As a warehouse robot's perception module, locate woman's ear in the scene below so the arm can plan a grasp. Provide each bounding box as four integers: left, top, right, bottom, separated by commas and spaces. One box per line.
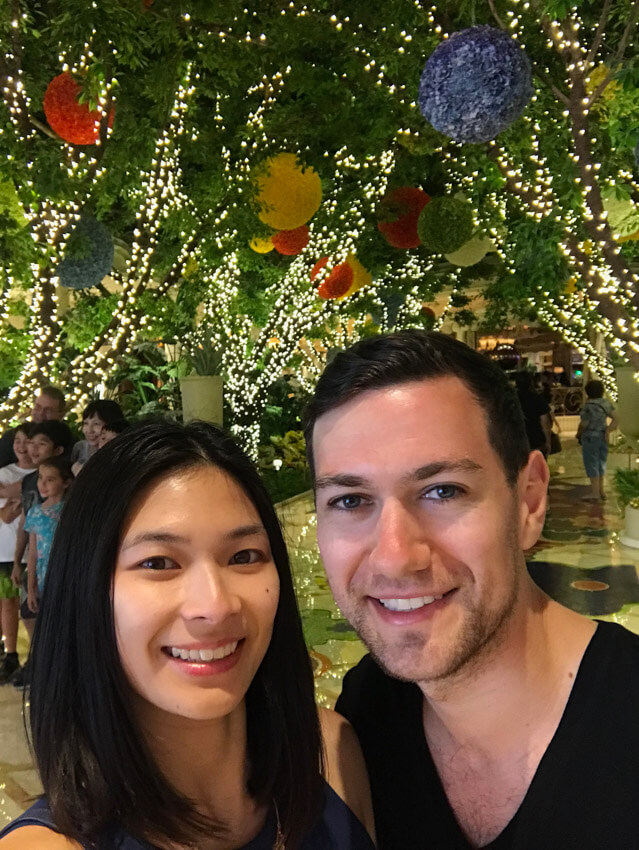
518, 450, 549, 550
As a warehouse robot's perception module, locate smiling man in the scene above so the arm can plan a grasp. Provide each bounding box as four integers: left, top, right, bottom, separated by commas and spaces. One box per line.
305, 330, 639, 849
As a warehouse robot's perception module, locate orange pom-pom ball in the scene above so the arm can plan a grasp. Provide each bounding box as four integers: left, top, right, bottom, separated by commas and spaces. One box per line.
378, 187, 430, 249
311, 257, 329, 281
272, 225, 310, 255
43, 73, 112, 145
317, 263, 354, 300
255, 153, 322, 230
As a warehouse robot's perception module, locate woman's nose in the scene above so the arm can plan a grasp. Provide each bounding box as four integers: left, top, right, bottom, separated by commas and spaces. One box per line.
179, 561, 242, 623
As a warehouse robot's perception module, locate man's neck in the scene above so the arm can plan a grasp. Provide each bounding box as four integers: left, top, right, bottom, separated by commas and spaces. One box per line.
419, 588, 596, 756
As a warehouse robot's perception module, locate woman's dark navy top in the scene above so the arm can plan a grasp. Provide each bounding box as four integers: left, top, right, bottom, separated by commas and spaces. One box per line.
0, 781, 374, 849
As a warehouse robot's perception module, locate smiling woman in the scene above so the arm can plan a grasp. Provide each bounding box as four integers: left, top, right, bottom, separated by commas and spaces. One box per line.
0, 421, 375, 850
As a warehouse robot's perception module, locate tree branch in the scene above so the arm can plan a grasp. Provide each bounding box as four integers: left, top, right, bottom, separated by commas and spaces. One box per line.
486, 0, 506, 31
585, 0, 612, 66
613, 0, 639, 64
28, 115, 61, 141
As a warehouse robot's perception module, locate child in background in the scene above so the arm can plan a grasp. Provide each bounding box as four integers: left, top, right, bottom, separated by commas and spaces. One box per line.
97, 418, 129, 448
25, 457, 73, 615
577, 380, 619, 502
0, 425, 35, 683
71, 400, 123, 475
10, 420, 74, 687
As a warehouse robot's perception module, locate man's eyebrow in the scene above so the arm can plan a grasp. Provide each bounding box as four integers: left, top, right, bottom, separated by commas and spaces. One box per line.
315, 460, 483, 491
315, 474, 370, 490
121, 524, 266, 551
402, 460, 484, 483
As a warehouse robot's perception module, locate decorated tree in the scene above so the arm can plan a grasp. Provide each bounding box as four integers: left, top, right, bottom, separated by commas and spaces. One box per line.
2, 0, 639, 449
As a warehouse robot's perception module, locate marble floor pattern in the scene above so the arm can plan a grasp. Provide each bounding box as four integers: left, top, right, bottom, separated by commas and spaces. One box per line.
2, 438, 639, 823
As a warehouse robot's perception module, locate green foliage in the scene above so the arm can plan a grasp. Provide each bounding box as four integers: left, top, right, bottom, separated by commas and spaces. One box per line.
614, 469, 639, 510
258, 430, 308, 472
106, 341, 186, 419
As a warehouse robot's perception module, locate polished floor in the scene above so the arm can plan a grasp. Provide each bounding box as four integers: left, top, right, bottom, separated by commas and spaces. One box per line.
2, 439, 639, 824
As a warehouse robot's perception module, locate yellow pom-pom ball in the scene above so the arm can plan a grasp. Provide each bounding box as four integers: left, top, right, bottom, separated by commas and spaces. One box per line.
444, 235, 492, 267
255, 153, 322, 231
250, 235, 275, 254
339, 254, 373, 299
585, 65, 619, 102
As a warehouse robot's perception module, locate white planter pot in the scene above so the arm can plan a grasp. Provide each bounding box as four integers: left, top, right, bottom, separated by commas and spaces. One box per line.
620, 504, 639, 548
180, 375, 223, 426
615, 366, 639, 445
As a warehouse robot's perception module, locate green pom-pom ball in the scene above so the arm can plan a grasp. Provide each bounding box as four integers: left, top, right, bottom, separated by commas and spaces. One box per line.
417, 197, 474, 254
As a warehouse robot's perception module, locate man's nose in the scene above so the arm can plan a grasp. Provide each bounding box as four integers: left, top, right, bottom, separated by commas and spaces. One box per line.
368, 499, 431, 578
179, 561, 242, 623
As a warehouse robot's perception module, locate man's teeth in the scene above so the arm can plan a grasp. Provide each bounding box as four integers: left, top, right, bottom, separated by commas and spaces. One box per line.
169, 642, 238, 662
378, 596, 443, 612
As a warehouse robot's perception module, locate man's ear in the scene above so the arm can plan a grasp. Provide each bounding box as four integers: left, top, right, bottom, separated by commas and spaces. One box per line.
518, 450, 549, 550
54, 446, 64, 457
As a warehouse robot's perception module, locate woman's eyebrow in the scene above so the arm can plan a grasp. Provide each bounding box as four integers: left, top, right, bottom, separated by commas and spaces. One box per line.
121, 524, 266, 551
121, 531, 189, 551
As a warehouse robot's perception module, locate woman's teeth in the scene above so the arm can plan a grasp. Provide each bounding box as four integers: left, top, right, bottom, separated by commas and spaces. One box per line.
169, 642, 239, 662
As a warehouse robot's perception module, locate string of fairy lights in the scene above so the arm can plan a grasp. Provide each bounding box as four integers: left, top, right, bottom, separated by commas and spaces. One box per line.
2, 0, 639, 433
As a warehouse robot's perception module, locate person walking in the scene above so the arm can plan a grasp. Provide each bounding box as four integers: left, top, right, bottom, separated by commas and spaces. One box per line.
576, 379, 618, 502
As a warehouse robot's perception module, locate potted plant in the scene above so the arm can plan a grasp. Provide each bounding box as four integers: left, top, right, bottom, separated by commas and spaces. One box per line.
614, 469, 639, 548
179, 336, 224, 426
614, 366, 639, 448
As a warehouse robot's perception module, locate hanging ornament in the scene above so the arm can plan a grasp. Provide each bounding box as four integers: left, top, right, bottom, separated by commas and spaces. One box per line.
311, 257, 329, 281
444, 235, 492, 266
255, 153, 322, 231
585, 65, 619, 104
317, 263, 354, 299
340, 254, 372, 298
272, 225, 310, 255
417, 197, 474, 254
56, 215, 114, 290
43, 73, 112, 145
250, 235, 275, 254
418, 26, 533, 143
377, 187, 430, 249
602, 190, 639, 240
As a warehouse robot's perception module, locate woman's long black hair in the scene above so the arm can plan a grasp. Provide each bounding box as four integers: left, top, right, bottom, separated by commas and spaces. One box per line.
29, 420, 323, 849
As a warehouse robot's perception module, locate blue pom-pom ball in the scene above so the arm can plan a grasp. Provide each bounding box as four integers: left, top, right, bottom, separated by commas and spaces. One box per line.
419, 26, 533, 144
56, 215, 114, 290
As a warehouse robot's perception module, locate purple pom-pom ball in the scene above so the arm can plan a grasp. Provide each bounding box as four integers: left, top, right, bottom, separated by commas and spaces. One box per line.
419, 26, 533, 144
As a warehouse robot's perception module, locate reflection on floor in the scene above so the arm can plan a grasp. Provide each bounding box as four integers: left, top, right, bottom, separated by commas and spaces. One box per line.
2, 439, 639, 823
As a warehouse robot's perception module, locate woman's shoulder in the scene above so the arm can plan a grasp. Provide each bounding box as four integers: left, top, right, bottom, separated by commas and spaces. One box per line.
318, 708, 376, 845
0, 825, 81, 849
0, 800, 82, 850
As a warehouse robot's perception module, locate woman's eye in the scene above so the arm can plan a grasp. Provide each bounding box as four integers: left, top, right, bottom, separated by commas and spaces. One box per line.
138, 557, 178, 571
423, 484, 462, 501
328, 494, 366, 510
230, 549, 260, 565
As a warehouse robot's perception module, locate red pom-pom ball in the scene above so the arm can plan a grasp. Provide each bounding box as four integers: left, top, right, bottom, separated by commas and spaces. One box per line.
43, 73, 110, 145
378, 187, 430, 249
311, 257, 329, 281
317, 263, 354, 299
272, 225, 310, 256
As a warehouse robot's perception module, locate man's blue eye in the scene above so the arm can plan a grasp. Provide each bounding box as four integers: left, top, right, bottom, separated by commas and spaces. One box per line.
329, 495, 363, 510
425, 485, 460, 500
